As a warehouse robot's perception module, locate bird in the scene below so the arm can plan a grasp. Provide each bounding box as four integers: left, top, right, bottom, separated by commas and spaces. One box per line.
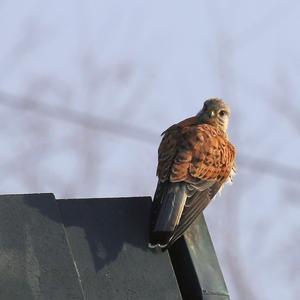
149, 98, 236, 250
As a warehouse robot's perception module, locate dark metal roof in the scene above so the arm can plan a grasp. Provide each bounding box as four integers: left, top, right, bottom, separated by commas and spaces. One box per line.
0, 193, 229, 300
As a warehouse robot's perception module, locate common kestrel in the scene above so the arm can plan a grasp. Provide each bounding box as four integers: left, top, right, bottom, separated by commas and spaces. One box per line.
149, 98, 236, 249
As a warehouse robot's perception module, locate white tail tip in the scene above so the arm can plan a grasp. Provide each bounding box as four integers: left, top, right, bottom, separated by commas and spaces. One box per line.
148, 243, 168, 249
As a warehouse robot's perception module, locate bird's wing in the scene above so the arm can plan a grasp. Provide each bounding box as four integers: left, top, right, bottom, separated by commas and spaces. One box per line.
165, 181, 222, 248
150, 179, 218, 246
157, 116, 201, 182
155, 121, 236, 247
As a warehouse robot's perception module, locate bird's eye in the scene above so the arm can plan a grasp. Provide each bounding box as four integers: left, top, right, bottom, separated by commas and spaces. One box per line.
219, 110, 226, 117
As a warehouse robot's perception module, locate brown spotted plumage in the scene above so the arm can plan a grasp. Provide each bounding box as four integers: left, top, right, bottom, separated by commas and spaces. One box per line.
149, 98, 236, 249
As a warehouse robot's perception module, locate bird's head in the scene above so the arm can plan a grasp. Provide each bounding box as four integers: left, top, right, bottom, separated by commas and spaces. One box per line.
197, 98, 231, 132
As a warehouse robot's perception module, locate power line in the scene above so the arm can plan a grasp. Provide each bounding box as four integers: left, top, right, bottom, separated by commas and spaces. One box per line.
0, 91, 299, 183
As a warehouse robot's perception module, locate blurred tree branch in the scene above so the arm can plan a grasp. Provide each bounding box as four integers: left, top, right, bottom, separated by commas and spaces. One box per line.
0, 90, 299, 183
0, 19, 47, 82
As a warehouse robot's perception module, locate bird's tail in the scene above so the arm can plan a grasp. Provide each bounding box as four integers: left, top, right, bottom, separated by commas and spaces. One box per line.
149, 182, 187, 248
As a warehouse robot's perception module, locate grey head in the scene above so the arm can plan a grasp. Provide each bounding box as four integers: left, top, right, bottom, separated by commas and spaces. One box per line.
197, 98, 231, 132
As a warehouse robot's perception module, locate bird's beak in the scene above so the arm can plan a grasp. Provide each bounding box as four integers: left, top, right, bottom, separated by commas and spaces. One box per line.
209, 111, 215, 118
